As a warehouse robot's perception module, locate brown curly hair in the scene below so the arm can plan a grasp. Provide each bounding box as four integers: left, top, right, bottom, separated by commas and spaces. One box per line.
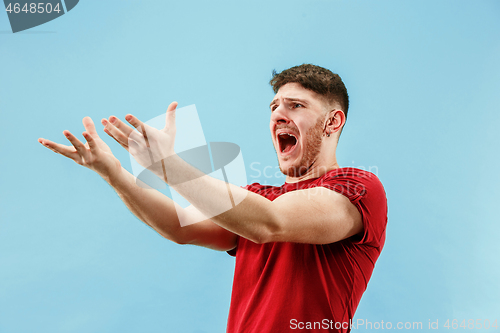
269, 64, 349, 118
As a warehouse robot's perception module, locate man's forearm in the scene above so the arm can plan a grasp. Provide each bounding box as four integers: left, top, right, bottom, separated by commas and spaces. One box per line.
165, 155, 278, 244
105, 167, 186, 243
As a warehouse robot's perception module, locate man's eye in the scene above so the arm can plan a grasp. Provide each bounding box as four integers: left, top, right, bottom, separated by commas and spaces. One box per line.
294, 103, 303, 108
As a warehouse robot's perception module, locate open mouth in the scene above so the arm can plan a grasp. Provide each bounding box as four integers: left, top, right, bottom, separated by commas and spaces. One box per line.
277, 132, 298, 154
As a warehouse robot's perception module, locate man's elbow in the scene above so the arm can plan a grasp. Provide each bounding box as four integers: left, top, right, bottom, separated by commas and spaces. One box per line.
156, 230, 189, 245
171, 237, 189, 245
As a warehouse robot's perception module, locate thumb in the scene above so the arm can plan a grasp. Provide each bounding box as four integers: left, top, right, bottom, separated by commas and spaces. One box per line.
165, 101, 178, 130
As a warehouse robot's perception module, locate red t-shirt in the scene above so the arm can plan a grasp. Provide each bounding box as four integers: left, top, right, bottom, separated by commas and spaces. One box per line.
226, 167, 388, 333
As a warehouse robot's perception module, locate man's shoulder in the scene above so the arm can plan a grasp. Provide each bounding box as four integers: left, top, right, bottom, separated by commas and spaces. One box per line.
313, 167, 386, 206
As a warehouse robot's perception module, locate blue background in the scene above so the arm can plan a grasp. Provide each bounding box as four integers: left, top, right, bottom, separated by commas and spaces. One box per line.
1, 0, 499, 332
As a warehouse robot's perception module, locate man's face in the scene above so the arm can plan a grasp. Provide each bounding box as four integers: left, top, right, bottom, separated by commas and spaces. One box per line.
269, 83, 328, 177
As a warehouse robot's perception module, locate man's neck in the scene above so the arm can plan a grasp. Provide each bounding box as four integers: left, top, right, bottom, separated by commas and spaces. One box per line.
284, 160, 340, 184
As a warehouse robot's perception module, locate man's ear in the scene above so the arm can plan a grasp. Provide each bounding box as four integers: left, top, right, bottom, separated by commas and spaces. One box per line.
325, 110, 346, 135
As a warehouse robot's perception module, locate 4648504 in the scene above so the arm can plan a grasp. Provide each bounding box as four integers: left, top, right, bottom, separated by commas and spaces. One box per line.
5, 2, 62, 14
443, 319, 498, 330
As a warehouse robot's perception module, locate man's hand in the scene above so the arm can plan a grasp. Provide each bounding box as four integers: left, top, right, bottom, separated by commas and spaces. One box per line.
102, 101, 178, 181
38, 117, 121, 181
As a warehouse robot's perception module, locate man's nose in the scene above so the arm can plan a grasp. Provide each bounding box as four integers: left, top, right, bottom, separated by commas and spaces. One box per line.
271, 104, 290, 124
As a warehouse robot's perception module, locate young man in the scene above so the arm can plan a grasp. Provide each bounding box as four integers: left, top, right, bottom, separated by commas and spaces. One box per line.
39, 64, 387, 333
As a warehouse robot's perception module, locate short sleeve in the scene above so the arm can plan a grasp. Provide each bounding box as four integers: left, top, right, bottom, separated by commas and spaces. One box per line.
227, 237, 238, 256
319, 168, 388, 248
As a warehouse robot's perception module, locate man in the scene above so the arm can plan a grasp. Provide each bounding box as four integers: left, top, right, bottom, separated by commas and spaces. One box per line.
39, 64, 387, 332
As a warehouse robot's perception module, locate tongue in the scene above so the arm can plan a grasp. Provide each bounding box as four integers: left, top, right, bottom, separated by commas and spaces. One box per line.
282, 136, 296, 153
283, 143, 294, 153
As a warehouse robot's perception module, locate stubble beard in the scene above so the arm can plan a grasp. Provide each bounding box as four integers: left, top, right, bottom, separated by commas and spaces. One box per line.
279, 115, 324, 178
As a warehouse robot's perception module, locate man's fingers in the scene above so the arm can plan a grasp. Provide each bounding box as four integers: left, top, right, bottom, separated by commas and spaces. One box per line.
83, 132, 99, 152
39, 138, 79, 160
82, 117, 98, 136
103, 126, 128, 150
64, 130, 89, 161
108, 116, 134, 137
102, 118, 131, 149
125, 114, 144, 130
124, 114, 149, 144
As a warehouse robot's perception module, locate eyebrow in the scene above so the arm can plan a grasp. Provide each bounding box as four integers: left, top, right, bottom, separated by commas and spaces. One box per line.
269, 97, 309, 108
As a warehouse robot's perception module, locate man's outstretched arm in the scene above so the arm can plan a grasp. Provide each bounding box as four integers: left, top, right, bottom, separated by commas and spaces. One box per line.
38, 117, 237, 251
104, 105, 363, 246
104, 167, 237, 250
163, 154, 363, 245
